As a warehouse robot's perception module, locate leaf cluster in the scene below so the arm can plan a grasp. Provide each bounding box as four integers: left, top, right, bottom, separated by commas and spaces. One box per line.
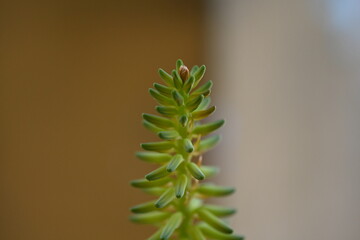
130, 60, 244, 240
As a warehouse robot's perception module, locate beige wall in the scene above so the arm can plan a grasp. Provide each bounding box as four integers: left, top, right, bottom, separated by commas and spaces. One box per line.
207, 1, 360, 240
0, 1, 205, 239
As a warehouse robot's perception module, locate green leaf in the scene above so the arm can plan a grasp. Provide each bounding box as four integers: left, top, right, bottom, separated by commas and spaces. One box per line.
187, 95, 204, 112
166, 154, 184, 172
200, 165, 220, 179
142, 113, 174, 129
158, 130, 180, 140
193, 65, 206, 87
130, 177, 171, 188
192, 80, 213, 96
145, 165, 171, 181
187, 162, 205, 180
160, 212, 183, 240
135, 151, 172, 164
156, 106, 178, 117
147, 228, 163, 240
200, 208, 231, 231
197, 183, 235, 197
190, 65, 199, 75
154, 83, 173, 97
149, 88, 174, 106
172, 70, 183, 89
198, 223, 244, 240
143, 120, 164, 133
193, 120, 225, 136
176, 59, 184, 71
183, 75, 195, 93
155, 188, 175, 208
143, 187, 167, 196
141, 141, 173, 152
172, 90, 184, 106
203, 204, 237, 217
198, 135, 221, 152
192, 106, 216, 120
188, 225, 206, 240
131, 201, 157, 214
175, 174, 187, 198
196, 97, 211, 111
179, 115, 188, 127
183, 138, 194, 153
158, 68, 173, 86
130, 211, 171, 224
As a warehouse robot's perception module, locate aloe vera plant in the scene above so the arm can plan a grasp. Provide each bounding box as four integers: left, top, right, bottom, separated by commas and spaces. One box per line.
130, 60, 243, 240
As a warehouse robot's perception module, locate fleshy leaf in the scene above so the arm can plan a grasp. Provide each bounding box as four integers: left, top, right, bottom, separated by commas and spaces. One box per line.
172, 90, 184, 106
158, 68, 173, 86
166, 154, 184, 172
198, 135, 221, 152
183, 76, 195, 93
197, 183, 235, 197
172, 70, 183, 89
149, 88, 174, 106
192, 80, 213, 96
160, 212, 183, 240
156, 106, 178, 117
141, 141, 173, 152
136, 152, 172, 164
197, 208, 233, 234
192, 106, 216, 120
200, 165, 220, 179
154, 83, 173, 97
187, 162, 205, 180
187, 95, 204, 112
203, 204, 237, 217
196, 97, 211, 111
142, 113, 174, 129
193, 65, 206, 87
192, 119, 225, 136
198, 223, 244, 240
147, 228, 163, 240
143, 120, 164, 133
158, 130, 180, 140
130, 211, 171, 224
155, 188, 175, 208
145, 165, 171, 181
131, 201, 157, 214
176, 59, 184, 71
131, 178, 171, 188
143, 187, 167, 196
183, 138, 194, 153
190, 65, 199, 75
175, 174, 188, 198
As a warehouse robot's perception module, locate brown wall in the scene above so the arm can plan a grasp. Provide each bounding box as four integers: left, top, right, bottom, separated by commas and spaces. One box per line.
0, 1, 204, 239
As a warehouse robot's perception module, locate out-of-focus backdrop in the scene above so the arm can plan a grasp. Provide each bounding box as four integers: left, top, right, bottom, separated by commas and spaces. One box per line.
1, 1, 359, 240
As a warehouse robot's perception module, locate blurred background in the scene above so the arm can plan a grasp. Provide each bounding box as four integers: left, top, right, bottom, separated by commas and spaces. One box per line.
1, 0, 359, 239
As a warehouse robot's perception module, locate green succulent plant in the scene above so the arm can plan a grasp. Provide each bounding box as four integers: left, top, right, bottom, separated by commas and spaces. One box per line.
130, 59, 243, 240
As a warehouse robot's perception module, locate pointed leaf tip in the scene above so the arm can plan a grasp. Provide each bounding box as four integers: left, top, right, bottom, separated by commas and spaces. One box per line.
158, 68, 173, 86
155, 188, 175, 209
187, 162, 205, 180
175, 174, 188, 198
197, 208, 233, 234
166, 154, 184, 172
160, 212, 183, 240
193, 119, 225, 136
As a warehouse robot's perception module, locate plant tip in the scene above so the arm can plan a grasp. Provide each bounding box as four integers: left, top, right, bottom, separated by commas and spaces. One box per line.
179, 65, 189, 82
